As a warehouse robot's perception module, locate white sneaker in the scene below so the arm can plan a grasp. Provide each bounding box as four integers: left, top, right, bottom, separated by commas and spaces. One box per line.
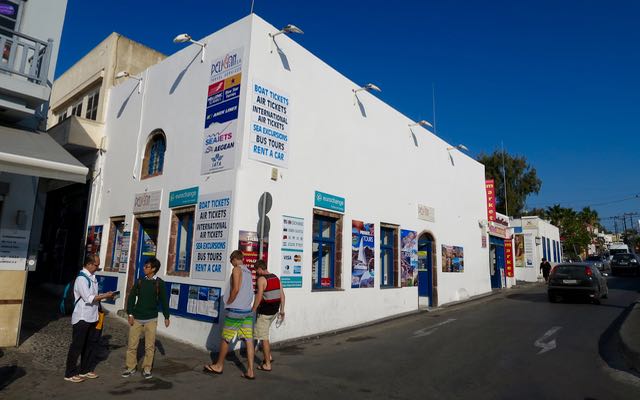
64, 375, 85, 383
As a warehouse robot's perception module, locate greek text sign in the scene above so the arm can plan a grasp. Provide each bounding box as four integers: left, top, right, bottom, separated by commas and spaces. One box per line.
250, 82, 290, 168
133, 190, 162, 213
191, 191, 232, 280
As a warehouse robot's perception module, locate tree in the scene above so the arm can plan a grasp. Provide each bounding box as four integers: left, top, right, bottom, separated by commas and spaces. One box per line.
477, 150, 542, 217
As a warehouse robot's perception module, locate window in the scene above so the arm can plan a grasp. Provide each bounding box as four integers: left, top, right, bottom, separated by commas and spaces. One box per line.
85, 90, 99, 120
312, 211, 342, 289
141, 131, 166, 179
380, 226, 398, 287
104, 217, 127, 273
71, 100, 83, 117
167, 207, 194, 277
0, 1, 22, 63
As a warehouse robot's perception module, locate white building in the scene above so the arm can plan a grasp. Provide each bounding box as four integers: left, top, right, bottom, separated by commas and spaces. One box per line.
0, 0, 80, 347
90, 14, 493, 349
511, 216, 561, 282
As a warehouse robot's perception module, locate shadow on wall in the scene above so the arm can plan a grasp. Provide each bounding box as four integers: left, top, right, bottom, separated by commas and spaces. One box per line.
271, 40, 291, 71
116, 83, 140, 119
169, 51, 201, 95
355, 94, 367, 118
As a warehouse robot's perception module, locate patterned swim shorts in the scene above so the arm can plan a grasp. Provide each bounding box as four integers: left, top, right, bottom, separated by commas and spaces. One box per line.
222, 309, 253, 342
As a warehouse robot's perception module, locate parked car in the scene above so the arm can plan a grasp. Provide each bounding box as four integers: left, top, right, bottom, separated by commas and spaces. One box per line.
547, 263, 608, 304
610, 253, 640, 276
584, 254, 611, 274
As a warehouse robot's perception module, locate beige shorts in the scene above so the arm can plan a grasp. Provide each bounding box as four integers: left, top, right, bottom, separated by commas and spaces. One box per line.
254, 313, 278, 340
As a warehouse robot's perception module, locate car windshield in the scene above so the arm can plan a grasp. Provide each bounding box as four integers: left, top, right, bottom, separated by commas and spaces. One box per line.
585, 256, 602, 261
613, 254, 634, 261
610, 249, 628, 255
554, 265, 589, 276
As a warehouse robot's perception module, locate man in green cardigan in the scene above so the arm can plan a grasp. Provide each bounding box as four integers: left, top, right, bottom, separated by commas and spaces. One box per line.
122, 257, 170, 379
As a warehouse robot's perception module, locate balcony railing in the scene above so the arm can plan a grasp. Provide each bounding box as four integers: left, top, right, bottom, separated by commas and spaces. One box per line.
0, 29, 53, 87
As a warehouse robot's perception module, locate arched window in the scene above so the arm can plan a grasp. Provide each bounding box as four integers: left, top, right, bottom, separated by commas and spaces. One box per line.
141, 131, 166, 179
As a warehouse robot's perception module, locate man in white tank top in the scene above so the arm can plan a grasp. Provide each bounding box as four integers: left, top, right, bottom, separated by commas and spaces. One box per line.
204, 250, 256, 379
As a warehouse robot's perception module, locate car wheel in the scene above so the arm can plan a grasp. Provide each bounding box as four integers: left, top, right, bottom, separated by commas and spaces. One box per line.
592, 297, 601, 305
548, 292, 557, 303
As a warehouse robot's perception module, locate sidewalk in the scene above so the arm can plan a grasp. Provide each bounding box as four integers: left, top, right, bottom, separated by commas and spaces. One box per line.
620, 298, 640, 373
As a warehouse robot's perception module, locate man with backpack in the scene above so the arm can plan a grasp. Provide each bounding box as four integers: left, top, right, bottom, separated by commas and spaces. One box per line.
122, 257, 170, 379
64, 254, 115, 383
252, 259, 285, 372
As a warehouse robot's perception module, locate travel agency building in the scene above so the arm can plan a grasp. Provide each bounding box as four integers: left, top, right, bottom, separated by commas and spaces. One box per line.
90, 14, 493, 349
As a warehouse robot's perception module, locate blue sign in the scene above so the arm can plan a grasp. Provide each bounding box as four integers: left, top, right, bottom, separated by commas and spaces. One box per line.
96, 275, 118, 305
314, 191, 345, 213
169, 187, 199, 208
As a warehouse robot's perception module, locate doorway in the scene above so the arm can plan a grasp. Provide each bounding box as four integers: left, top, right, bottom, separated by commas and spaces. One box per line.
417, 232, 436, 307
127, 215, 159, 295
489, 236, 505, 289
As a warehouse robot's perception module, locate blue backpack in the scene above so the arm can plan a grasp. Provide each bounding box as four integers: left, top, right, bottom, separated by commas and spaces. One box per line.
59, 272, 91, 315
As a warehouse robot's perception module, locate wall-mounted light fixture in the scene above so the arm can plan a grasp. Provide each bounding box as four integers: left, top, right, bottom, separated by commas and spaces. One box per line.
115, 71, 143, 93
446, 144, 469, 152
173, 33, 206, 63
353, 83, 381, 94
269, 24, 304, 38
409, 120, 433, 129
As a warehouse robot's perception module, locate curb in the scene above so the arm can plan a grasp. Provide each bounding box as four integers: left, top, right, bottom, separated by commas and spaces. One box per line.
619, 299, 640, 372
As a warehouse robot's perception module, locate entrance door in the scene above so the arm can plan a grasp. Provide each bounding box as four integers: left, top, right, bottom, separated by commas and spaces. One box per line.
489, 237, 505, 289
418, 233, 434, 307
135, 217, 159, 281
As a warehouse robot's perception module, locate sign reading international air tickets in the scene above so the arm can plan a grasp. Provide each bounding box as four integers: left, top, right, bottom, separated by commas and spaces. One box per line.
191, 191, 232, 280
250, 82, 290, 168
201, 48, 243, 174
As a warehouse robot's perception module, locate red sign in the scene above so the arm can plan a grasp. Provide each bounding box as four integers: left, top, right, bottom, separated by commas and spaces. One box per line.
504, 239, 514, 277
321, 278, 332, 287
485, 180, 496, 222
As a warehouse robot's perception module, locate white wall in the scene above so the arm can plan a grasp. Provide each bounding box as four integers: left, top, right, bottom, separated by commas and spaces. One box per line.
95, 15, 491, 349
512, 217, 561, 282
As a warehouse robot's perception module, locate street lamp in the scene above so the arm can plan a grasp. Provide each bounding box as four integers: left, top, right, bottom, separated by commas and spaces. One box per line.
269, 24, 304, 38
408, 120, 433, 129
353, 83, 381, 94
173, 33, 206, 63
115, 71, 142, 93
446, 144, 469, 152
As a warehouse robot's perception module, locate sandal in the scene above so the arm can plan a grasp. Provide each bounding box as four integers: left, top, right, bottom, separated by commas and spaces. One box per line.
257, 364, 272, 372
203, 364, 222, 375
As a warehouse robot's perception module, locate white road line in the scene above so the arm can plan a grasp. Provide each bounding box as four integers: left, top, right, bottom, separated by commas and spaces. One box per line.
534, 326, 562, 354
412, 318, 456, 338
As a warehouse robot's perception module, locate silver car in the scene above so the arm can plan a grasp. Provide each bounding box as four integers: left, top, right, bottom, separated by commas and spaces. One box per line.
583, 254, 611, 275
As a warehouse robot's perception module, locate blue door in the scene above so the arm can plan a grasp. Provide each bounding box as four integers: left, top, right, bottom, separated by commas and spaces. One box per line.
490, 237, 505, 289
135, 217, 159, 281
418, 235, 433, 306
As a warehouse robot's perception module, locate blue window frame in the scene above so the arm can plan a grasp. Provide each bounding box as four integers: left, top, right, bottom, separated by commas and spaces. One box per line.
380, 226, 396, 287
542, 236, 547, 260
175, 211, 194, 272
148, 136, 165, 176
312, 214, 336, 289
546, 238, 551, 261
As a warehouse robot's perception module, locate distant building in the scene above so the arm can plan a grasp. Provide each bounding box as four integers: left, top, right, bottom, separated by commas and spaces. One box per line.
510, 216, 561, 282
0, 0, 81, 347
87, 14, 495, 349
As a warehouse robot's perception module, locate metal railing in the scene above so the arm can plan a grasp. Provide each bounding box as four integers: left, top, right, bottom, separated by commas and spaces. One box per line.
0, 28, 53, 87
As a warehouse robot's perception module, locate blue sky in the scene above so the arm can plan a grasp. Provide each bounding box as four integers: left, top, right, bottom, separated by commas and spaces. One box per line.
56, 0, 640, 231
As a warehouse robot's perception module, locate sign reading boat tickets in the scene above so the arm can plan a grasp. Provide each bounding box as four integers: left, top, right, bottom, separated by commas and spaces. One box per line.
201, 48, 243, 174
250, 82, 290, 167
191, 191, 232, 280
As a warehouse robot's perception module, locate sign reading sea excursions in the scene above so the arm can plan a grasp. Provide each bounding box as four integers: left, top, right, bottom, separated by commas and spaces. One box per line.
191, 191, 232, 280
169, 187, 199, 208
201, 48, 243, 174
314, 191, 345, 213
250, 82, 290, 168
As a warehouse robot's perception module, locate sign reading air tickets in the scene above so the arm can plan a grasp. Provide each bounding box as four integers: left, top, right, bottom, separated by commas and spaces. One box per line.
250, 81, 290, 168
191, 191, 232, 281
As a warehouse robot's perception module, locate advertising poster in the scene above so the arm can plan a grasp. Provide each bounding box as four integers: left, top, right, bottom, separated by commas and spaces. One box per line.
191, 191, 232, 280
504, 240, 514, 277
442, 245, 464, 273
351, 220, 375, 288
0, 229, 28, 270
170, 283, 180, 310
201, 48, 243, 174
281, 215, 304, 288
250, 82, 290, 168
524, 234, 535, 267
115, 231, 130, 273
238, 230, 268, 292
401, 230, 418, 286
514, 234, 525, 267
85, 225, 103, 255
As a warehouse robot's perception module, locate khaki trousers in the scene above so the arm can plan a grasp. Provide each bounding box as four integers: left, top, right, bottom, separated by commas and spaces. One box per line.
125, 319, 157, 372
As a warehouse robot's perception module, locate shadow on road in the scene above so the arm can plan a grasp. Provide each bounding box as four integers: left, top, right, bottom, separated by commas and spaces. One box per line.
0, 365, 26, 391
598, 301, 640, 379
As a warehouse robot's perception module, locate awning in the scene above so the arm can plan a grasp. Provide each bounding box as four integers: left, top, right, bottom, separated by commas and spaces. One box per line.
0, 125, 88, 183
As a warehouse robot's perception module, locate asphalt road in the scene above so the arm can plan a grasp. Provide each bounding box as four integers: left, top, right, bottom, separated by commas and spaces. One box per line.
3, 278, 640, 400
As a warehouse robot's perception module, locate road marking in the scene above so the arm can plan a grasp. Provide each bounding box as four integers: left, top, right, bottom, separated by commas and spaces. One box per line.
534, 326, 562, 354
412, 318, 456, 338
